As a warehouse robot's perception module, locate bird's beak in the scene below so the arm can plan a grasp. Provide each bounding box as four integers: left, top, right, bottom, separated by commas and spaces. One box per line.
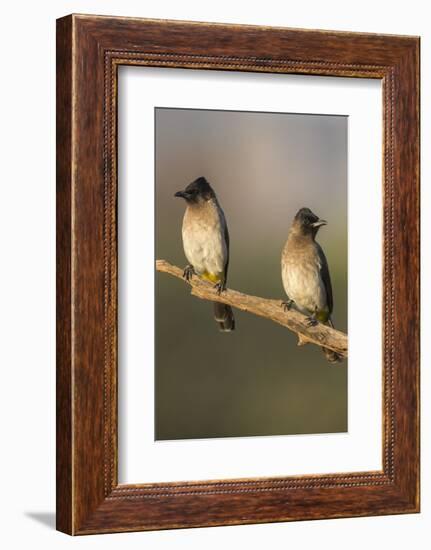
174, 190, 188, 199
311, 219, 327, 228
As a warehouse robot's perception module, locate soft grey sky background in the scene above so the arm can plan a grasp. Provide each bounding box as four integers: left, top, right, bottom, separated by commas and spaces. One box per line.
155, 107, 347, 440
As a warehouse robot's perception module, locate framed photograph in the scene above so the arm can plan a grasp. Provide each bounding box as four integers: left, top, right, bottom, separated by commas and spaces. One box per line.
56, 14, 420, 535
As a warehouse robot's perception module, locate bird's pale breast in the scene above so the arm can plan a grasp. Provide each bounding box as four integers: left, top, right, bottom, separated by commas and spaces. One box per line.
182, 200, 227, 279
281, 239, 328, 316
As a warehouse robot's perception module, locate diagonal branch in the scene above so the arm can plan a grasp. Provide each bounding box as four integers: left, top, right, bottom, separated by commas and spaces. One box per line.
156, 259, 348, 359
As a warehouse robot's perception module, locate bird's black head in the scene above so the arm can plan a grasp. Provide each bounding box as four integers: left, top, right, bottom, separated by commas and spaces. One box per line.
174, 176, 215, 204
292, 207, 327, 237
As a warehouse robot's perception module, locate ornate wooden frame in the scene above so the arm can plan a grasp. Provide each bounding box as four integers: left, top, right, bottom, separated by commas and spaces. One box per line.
56, 14, 420, 535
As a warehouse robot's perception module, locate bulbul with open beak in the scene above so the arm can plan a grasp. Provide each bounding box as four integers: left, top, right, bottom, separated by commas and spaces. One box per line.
175, 176, 235, 332
281, 207, 342, 363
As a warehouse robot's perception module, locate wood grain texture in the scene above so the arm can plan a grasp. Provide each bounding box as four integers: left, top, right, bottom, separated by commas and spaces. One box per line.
56, 15, 73, 535
156, 259, 348, 357
56, 14, 420, 535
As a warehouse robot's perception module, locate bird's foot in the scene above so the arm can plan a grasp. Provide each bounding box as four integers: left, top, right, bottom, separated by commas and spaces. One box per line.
281, 299, 294, 312
183, 265, 195, 281
305, 315, 318, 327
214, 281, 226, 295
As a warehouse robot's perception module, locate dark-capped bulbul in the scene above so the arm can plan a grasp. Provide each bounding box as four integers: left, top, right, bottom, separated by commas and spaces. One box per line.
175, 176, 235, 332
281, 207, 342, 363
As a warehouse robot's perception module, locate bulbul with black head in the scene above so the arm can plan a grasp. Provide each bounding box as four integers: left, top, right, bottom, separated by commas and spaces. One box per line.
281, 207, 342, 363
175, 176, 235, 332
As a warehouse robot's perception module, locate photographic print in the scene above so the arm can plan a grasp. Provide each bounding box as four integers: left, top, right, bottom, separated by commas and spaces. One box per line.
155, 107, 348, 441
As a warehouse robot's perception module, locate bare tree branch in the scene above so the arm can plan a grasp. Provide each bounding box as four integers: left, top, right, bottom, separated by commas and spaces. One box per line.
156, 259, 348, 359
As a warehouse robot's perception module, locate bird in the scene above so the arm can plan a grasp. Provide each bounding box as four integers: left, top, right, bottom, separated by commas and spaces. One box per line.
281, 207, 342, 363
174, 176, 235, 332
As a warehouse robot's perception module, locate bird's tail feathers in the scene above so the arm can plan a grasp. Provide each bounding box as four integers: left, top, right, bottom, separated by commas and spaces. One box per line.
321, 317, 343, 363
322, 346, 343, 363
213, 302, 235, 332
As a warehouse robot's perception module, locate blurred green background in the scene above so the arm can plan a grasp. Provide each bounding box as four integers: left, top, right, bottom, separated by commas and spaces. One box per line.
155, 107, 348, 440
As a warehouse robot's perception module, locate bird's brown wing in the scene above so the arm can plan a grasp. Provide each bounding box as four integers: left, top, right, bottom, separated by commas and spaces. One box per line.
223, 217, 230, 282
316, 243, 333, 315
